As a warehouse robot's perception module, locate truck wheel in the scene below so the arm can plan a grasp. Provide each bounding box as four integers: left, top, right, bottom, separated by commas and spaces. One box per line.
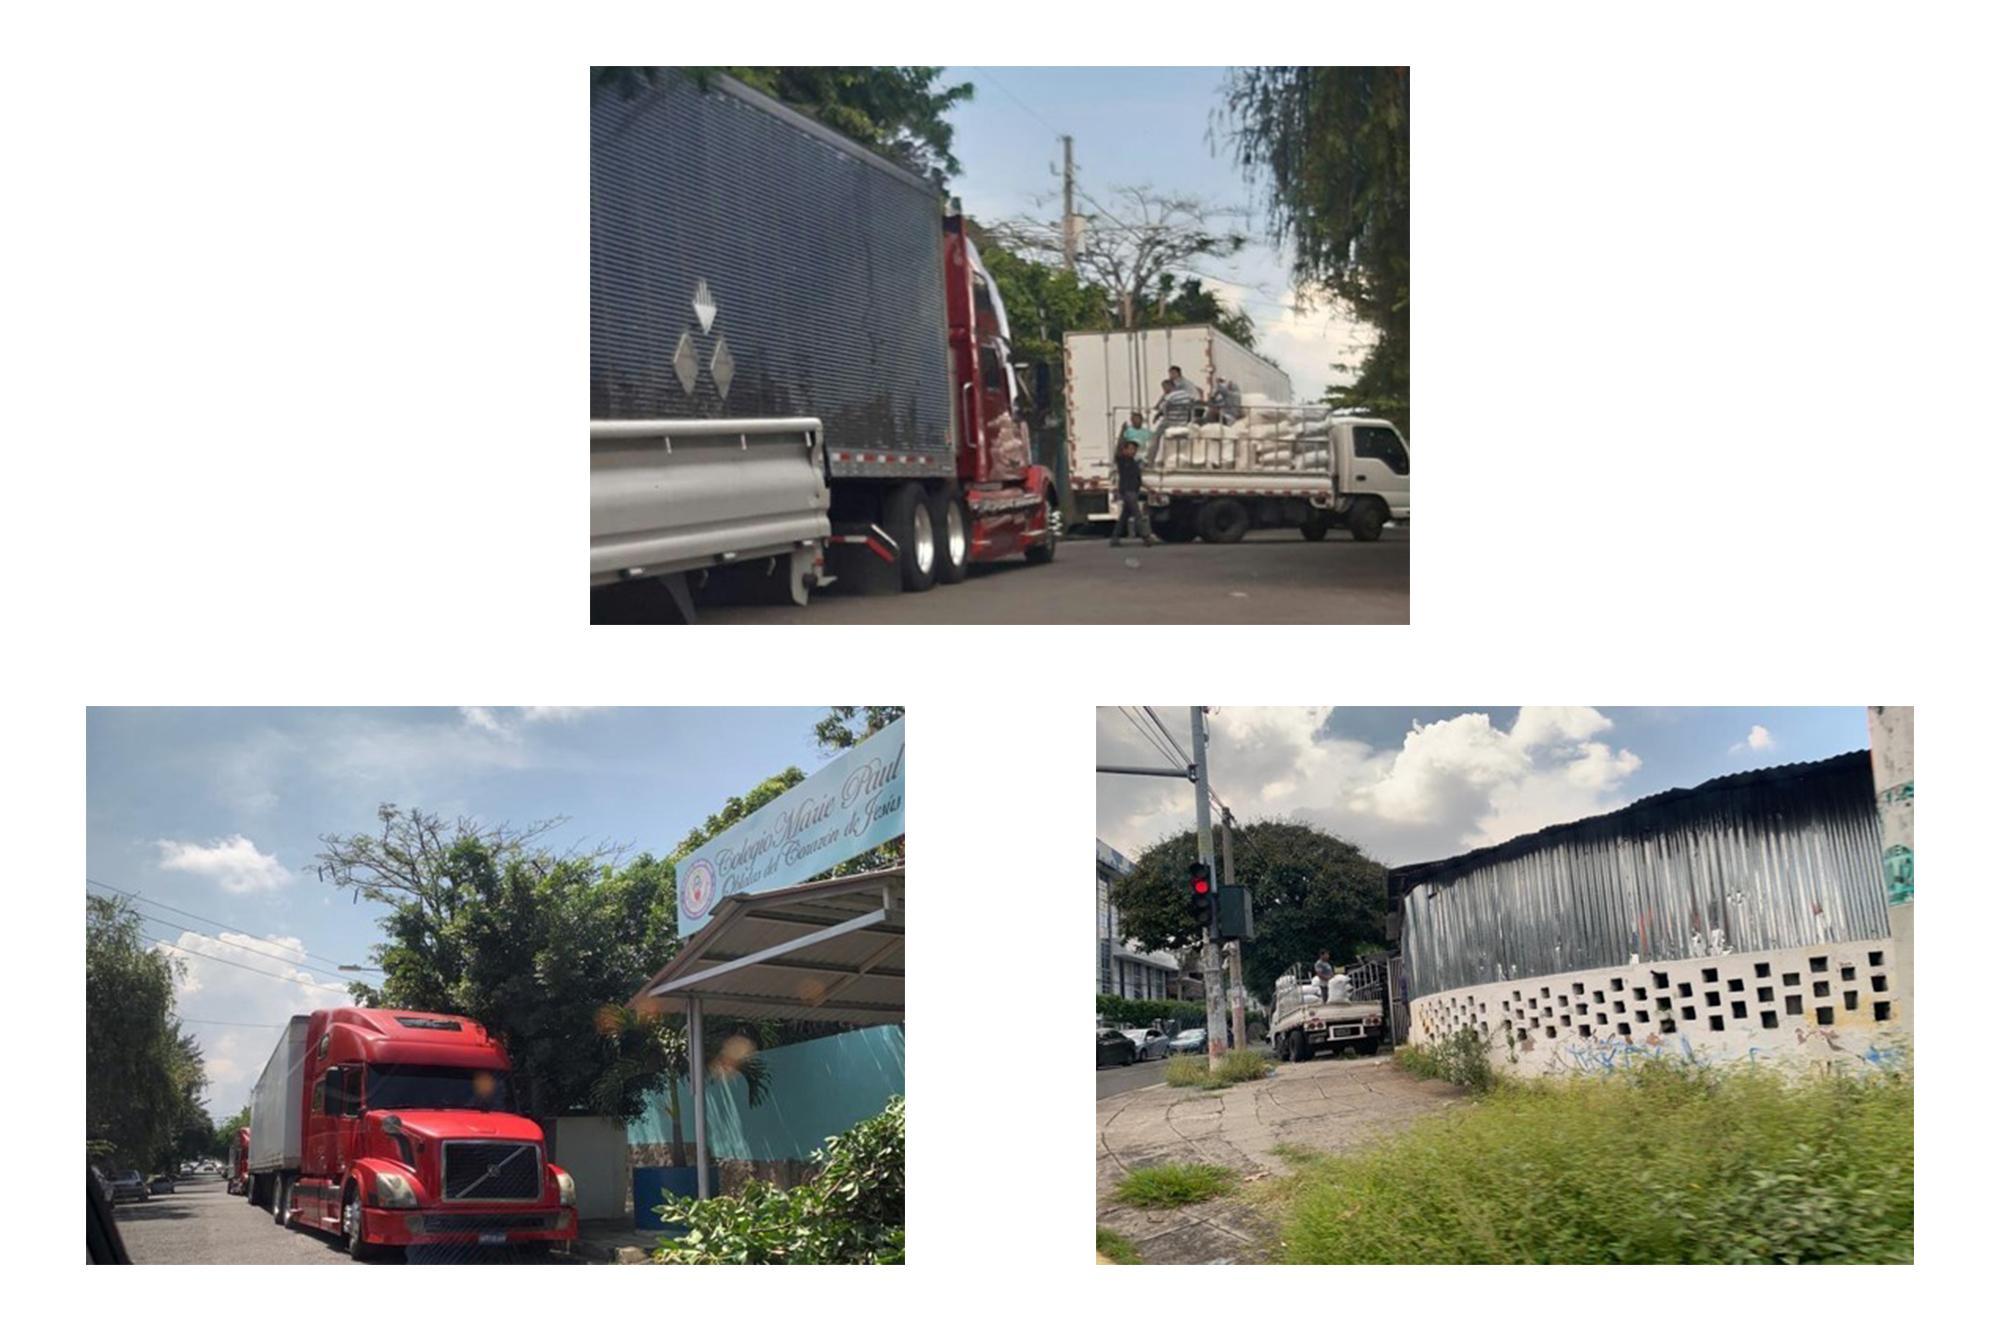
1348, 499, 1387, 542
1196, 499, 1250, 544
1024, 492, 1057, 565
1300, 512, 1331, 541
933, 494, 970, 584
272, 1176, 289, 1227
884, 484, 937, 591
1155, 515, 1197, 543
342, 1188, 378, 1260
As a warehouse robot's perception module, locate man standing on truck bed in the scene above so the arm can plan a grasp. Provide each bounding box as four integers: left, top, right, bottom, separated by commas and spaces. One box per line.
1110, 431, 1155, 547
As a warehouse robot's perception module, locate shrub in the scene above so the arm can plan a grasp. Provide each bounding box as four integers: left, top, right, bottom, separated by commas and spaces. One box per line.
1097, 996, 1208, 1029
1279, 1065, 1912, 1263
651, 1096, 904, 1264
1394, 1026, 1496, 1091
1114, 1162, 1236, 1209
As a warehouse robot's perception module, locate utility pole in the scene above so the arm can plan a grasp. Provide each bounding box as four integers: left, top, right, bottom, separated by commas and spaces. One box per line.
1220, 810, 1247, 1052
1190, 707, 1227, 1071
1061, 134, 1077, 273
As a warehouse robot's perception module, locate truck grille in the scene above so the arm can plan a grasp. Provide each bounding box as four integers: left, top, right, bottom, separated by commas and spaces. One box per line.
441, 1141, 542, 1201
414, 1212, 552, 1235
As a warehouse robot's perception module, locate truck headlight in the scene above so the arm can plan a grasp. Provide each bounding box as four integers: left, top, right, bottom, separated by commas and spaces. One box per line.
373, 1172, 418, 1209
553, 1168, 576, 1208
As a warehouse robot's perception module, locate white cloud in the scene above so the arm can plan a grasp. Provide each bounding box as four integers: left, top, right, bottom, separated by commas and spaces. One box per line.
155, 835, 292, 894
1098, 706, 1644, 869
158, 930, 347, 1117
1733, 724, 1775, 754
459, 706, 601, 734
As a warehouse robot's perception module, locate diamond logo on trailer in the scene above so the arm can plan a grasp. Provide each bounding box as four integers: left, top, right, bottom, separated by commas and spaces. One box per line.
692, 279, 717, 334
710, 337, 734, 401
672, 331, 699, 396
679, 858, 718, 923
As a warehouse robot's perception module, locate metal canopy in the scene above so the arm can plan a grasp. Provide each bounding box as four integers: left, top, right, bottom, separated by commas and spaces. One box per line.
630, 865, 905, 1023
625, 864, 906, 1203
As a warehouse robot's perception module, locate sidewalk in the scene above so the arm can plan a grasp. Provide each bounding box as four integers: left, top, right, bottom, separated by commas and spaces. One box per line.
572, 1218, 658, 1265
1095, 1053, 1463, 1264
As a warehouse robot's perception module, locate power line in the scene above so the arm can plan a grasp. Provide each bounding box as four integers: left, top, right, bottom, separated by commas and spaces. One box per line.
87, 877, 359, 972
141, 934, 351, 993
126, 909, 356, 977
1141, 706, 1194, 769
177, 1017, 289, 1028
1118, 706, 1185, 772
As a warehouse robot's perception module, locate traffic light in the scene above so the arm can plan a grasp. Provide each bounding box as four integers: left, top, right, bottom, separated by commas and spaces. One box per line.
1188, 861, 1215, 936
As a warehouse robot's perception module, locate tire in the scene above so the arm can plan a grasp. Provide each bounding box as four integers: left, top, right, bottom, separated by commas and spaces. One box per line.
1196, 498, 1250, 544
883, 483, 937, 591
933, 493, 970, 584
271, 1176, 289, 1226
1348, 499, 1386, 542
342, 1187, 377, 1261
1300, 512, 1331, 541
1155, 514, 1197, 543
1121, 1046, 1134, 1066
1024, 492, 1057, 565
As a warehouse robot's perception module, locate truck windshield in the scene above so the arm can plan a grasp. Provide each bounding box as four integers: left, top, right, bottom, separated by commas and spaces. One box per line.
365, 1064, 514, 1112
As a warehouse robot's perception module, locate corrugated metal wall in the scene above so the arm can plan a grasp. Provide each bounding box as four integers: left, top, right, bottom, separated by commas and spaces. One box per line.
1401, 757, 1890, 998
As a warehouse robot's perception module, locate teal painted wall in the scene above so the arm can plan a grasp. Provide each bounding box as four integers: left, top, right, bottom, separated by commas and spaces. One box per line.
629, 1025, 904, 1161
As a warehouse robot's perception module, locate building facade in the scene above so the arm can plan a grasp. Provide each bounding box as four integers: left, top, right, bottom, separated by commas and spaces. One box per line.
1391, 751, 1907, 1078
1097, 839, 1185, 1000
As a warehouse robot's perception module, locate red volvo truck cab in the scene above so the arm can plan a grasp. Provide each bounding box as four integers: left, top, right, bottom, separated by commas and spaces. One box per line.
226, 1127, 249, 1194
247, 1009, 576, 1259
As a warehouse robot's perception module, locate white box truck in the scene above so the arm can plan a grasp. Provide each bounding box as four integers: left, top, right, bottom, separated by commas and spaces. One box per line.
246, 1014, 309, 1192
1064, 324, 1292, 526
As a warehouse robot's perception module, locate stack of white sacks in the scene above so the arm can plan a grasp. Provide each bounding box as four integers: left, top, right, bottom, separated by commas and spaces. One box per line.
1152, 395, 1333, 472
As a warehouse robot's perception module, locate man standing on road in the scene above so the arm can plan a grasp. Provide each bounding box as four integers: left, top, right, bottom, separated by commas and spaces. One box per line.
1110, 431, 1154, 547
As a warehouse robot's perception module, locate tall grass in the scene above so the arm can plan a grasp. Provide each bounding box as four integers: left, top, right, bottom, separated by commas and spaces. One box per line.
1114, 1162, 1237, 1209
1163, 1050, 1273, 1090
1281, 1061, 1912, 1263
1394, 1027, 1496, 1091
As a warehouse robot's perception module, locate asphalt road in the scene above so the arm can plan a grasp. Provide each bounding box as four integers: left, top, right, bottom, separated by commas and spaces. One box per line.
1096, 1055, 1173, 1100
618, 525, 1408, 625
114, 1176, 580, 1264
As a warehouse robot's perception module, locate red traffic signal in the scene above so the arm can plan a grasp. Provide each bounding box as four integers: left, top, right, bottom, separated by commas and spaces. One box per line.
1188, 861, 1214, 933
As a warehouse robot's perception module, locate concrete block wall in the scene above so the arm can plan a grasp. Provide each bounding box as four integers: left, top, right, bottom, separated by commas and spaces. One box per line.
1408, 936, 1907, 1078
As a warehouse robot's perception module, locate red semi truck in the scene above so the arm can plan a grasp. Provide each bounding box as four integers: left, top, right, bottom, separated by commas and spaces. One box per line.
590, 71, 1059, 615
246, 1009, 576, 1259
226, 1126, 249, 1195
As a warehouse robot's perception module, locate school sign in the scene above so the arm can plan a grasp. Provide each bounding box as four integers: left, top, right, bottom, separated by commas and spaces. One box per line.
674, 718, 905, 934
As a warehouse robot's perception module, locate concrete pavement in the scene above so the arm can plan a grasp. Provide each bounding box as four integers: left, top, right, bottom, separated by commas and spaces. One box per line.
1095, 1053, 1463, 1263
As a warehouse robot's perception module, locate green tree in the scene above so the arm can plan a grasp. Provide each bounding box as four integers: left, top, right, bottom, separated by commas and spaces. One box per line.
214, 1105, 250, 1160
813, 705, 905, 753
1110, 820, 1387, 1003
317, 808, 681, 1120
86, 896, 207, 1171
592, 67, 973, 185
1223, 67, 1410, 429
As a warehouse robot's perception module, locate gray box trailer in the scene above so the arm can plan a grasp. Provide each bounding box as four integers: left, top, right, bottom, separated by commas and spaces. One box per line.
590, 70, 960, 614
247, 1015, 310, 1174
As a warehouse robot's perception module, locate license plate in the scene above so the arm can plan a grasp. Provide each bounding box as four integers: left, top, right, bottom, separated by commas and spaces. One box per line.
480, 1232, 508, 1246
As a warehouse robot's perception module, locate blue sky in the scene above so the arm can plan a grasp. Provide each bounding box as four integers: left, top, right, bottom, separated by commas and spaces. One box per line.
1099, 707, 1871, 867
87, 707, 838, 1117
941, 66, 1375, 398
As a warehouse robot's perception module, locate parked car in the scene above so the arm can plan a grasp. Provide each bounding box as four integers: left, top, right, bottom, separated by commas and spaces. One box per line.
107, 1170, 149, 1204
1121, 1027, 1172, 1061
1096, 1028, 1137, 1067
1168, 1027, 1208, 1055
147, 1175, 177, 1195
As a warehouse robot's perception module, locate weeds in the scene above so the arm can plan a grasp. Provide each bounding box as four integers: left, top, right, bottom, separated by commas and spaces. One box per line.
1279, 1062, 1912, 1263
1394, 1027, 1497, 1091
1095, 1226, 1142, 1264
1163, 1050, 1274, 1091
1114, 1161, 1237, 1209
